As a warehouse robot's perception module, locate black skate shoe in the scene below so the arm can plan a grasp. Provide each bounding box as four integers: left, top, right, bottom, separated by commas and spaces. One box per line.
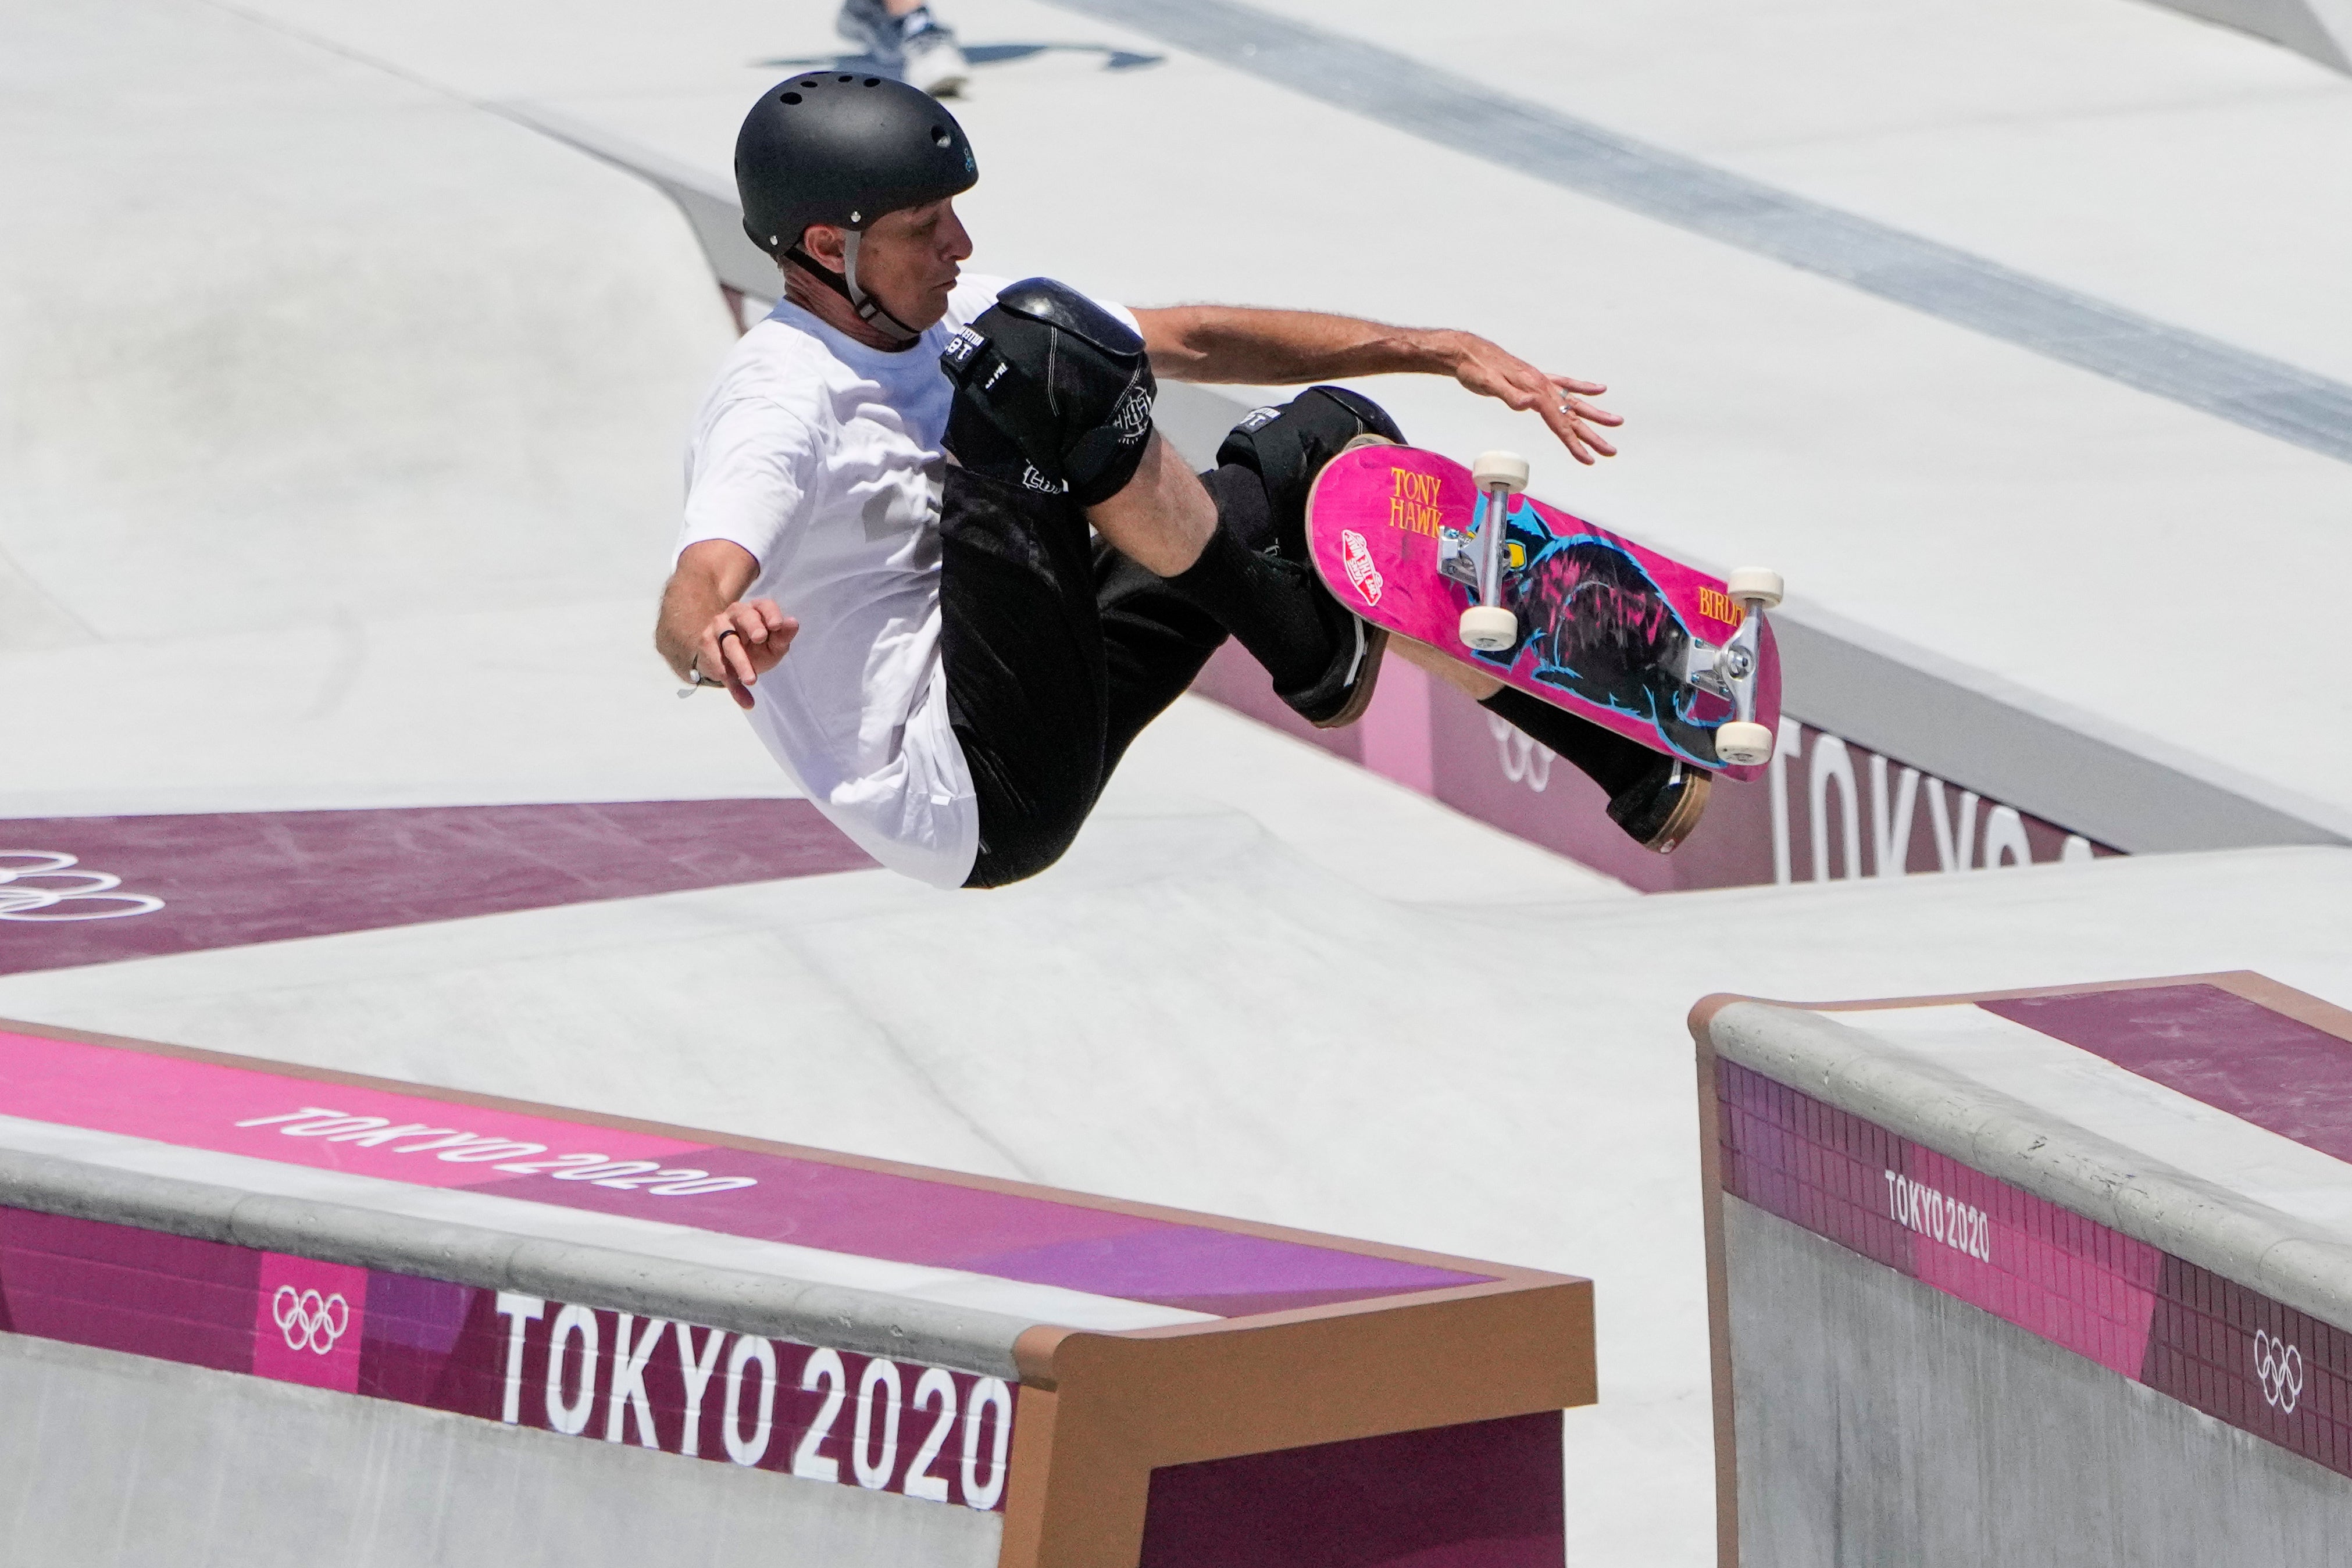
1204, 387, 1403, 728
1606, 753, 1712, 854
1216, 385, 1407, 562
1273, 558, 1388, 729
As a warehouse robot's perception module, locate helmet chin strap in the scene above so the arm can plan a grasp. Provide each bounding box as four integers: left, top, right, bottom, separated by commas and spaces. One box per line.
784, 232, 921, 344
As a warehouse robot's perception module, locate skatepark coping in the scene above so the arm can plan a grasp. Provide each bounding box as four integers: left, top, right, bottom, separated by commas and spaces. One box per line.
1693, 971, 2352, 1562
0, 1142, 1039, 1378
0, 1016, 1523, 1377
1693, 976, 2352, 1356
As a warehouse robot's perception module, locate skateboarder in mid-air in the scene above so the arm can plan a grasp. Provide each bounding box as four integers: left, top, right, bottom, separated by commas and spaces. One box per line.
654, 76, 1708, 889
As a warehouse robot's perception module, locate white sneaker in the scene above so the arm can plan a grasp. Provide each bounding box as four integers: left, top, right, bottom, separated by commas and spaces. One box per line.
834, 0, 903, 67
902, 19, 970, 97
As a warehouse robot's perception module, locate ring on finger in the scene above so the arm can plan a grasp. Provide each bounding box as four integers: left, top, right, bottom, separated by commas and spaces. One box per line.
716, 627, 741, 646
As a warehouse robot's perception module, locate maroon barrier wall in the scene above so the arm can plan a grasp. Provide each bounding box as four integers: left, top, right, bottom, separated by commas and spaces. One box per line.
0, 800, 873, 976
1191, 643, 2114, 892
0, 1204, 1018, 1509
1138, 1413, 1565, 1567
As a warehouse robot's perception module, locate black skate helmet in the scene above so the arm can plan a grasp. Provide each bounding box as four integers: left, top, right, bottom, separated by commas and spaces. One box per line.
736, 74, 977, 340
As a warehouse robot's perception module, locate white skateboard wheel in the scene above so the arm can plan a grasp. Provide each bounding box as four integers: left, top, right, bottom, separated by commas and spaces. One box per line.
1715, 720, 1774, 766
1724, 568, 1783, 610
1471, 451, 1530, 494
1459, 605, 1519, 652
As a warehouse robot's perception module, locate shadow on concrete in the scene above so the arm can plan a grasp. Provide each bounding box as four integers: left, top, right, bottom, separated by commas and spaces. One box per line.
754, 41, 1165, 74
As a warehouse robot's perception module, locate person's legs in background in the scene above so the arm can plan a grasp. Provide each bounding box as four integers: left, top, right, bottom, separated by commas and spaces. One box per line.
836, 0, 970, 95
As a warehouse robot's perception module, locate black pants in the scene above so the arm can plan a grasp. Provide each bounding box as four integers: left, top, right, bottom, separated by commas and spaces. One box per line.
938, 466, 1661, 887
941, 466, 1226, 888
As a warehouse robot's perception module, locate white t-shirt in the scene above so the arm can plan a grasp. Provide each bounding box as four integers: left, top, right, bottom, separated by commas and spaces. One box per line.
674, 273, 1132, 889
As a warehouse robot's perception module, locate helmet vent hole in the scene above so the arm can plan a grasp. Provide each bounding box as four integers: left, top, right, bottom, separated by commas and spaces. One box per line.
932, 126, 951, 146
780, 91, 802, 104
864, 76, 881, 86
837, 74, 853, 82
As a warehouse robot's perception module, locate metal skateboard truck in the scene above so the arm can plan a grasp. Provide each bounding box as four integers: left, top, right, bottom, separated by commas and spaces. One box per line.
1446, 451, 1782, 768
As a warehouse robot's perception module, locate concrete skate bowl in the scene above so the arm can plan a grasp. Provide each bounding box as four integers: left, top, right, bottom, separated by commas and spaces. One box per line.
16, 0, 2338, 901
0, 0, 731, 711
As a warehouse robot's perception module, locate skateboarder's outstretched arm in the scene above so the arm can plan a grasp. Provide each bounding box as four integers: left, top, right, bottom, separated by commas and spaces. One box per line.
655, 540, 797, 710
651, 442, 1222, 701
1131, 305, 1623, 466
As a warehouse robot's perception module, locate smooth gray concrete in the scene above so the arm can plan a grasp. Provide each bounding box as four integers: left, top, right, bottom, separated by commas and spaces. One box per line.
1232, 0, 2352, 384
0, 1331, 1002, 1568
1051, 0, 2352, 464
1725, 1202, 2352, 1567
2150, 0, 2352, 70
0, 0, 772, 817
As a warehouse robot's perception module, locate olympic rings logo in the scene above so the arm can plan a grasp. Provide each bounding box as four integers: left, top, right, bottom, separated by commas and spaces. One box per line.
273, 1287, 351, 1355
2254, 1330, 2305, 1413
1486, 713, 1553, 792
0, 851, 165, 923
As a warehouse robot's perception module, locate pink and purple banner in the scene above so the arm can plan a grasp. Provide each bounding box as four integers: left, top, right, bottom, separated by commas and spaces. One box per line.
0, 1027, 1489, 1320
0, 1203, 1018, 1509
1718, 1055, 2351, 1474
1192, 645, 2111, 894
0, 801, 876, 977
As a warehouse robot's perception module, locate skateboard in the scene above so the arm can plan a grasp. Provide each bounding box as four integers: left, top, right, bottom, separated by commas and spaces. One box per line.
1304, 442, 1782, 778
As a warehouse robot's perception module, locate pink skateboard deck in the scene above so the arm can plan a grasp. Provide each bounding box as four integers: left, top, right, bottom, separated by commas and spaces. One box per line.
1305, 445, 1780, 781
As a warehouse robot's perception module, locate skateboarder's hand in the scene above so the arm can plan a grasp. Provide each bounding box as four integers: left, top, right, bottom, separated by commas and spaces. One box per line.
1447, 337, 1623, 465
695, 599, 796, 711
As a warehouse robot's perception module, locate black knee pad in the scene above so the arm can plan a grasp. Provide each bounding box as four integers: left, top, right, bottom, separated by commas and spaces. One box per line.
941, 278, 1157, 506
1216, 385, 1405, 492
1214, 385, 1405, 556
